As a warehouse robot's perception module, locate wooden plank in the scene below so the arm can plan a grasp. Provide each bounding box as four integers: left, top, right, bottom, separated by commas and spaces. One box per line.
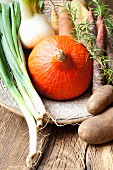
1, 106, 113, 169
38, 125, 88, 170
38, 127, 113, 170
85, 143, 113, 170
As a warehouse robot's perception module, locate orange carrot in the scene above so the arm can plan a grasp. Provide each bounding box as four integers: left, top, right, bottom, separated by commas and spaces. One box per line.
50, 0, 59, 35
58, 0, 74, 36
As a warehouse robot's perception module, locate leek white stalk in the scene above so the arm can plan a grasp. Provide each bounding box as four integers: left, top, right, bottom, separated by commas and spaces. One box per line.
19, 0, 55, 49
0, 2, 47, 167
0, 40, 37, 168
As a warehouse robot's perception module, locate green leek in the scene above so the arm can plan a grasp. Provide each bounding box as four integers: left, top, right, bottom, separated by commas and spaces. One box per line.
0, 1, 47, 167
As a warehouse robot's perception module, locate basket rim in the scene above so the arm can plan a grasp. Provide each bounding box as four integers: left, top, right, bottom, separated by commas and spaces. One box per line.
0, 101, 92, 125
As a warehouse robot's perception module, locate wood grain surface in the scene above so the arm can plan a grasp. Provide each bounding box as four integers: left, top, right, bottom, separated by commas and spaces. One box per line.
1, 106, 113, 170
1, 0, 113, 125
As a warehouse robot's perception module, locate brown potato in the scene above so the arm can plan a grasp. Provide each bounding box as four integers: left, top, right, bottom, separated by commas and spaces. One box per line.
87, 85, 113, 115
78, 107, 113, 144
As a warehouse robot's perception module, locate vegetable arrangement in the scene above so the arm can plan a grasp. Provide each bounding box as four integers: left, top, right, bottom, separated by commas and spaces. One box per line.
0, 0, 113, 168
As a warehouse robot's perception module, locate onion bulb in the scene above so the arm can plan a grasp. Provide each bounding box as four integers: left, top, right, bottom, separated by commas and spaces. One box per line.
18, 0, 55, 49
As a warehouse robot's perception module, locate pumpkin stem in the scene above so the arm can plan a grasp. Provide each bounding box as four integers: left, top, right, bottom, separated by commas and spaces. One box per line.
55, 49, 66, 62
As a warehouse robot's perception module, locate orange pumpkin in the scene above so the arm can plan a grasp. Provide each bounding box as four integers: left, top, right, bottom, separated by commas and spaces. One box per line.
28, 35, 92, 100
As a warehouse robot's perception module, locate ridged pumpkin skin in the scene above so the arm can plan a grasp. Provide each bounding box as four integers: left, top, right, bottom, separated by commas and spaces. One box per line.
28, 35, 92, 100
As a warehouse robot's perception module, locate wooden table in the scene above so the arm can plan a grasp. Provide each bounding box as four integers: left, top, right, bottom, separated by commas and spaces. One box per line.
1, 106, 113, 170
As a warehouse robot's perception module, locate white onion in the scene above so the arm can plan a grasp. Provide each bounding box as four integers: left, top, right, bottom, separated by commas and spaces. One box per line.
19, 0, 55, 49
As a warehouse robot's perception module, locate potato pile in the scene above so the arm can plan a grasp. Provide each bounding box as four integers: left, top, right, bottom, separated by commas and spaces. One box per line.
78, 85, 113, 144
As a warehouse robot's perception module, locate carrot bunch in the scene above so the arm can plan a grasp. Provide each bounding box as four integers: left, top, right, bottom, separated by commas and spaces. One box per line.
87, 8, 113, 92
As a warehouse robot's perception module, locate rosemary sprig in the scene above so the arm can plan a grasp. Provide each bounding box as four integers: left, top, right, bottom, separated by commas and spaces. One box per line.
66, 0, 113, 84
89, 0, 111, 17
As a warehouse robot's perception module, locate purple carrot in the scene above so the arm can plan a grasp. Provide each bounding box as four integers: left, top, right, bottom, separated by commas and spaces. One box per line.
96, 19, 106, 52
106, 37, 113, 84
92, 15, 106, 93
96, 15, 103, 31
88, 9, 97, 37
106, 38, 113, 68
